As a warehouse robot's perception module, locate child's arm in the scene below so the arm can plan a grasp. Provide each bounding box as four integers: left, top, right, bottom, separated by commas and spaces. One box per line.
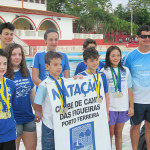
30, 87, 35, 107
33, 103, 43, 123
105, 92, 109, 121
128, 88, 134, 116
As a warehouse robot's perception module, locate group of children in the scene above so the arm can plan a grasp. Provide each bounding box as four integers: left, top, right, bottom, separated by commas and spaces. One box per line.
0, 27, 134, 150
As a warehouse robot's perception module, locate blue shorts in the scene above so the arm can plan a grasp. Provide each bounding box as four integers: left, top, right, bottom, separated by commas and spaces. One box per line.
42, 122, 55, 150
16, 120, 36, 137
109, 111, 130, 126
130, 103, 150, 125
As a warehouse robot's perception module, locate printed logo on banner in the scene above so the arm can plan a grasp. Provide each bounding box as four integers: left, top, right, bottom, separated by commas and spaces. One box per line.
70, 122, 95, 150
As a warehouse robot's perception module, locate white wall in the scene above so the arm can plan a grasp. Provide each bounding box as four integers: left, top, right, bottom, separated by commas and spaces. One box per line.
58, 18, 73, 40
0, 12, 74, 40
0, 0, 46, 11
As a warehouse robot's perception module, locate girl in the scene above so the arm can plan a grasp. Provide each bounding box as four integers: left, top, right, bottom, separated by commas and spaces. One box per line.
103, 46, 134, 150
5, 43, 37, 150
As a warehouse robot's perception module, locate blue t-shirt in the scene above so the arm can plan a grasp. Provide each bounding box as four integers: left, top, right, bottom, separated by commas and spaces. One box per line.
31, 51, 70, 81
11, 70, 35, 124
74, 61, 105, 75
78, 71, 108, 93
0, 78, 17, 143
123, 48, 150, 104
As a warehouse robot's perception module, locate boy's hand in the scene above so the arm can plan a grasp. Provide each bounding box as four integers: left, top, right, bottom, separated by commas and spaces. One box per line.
35, 110, 43, 123
128, 107, 134, 117
72, 75, 84, 80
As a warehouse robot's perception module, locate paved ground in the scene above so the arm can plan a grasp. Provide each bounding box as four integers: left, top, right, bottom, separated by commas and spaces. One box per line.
20, 120, 136, 150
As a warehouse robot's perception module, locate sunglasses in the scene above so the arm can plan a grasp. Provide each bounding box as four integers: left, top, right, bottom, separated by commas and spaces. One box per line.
138, 35, 150, 39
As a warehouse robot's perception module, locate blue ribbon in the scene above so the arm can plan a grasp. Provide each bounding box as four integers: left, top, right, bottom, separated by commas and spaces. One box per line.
49, 74, 67, 107
112, 68, 122, 92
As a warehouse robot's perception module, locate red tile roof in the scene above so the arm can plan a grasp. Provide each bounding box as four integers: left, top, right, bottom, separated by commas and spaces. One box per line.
0, 5, 80, 19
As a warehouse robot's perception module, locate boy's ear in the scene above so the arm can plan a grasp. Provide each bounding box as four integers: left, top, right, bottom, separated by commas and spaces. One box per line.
45, 64, 49, 70
83, 60, 87, 65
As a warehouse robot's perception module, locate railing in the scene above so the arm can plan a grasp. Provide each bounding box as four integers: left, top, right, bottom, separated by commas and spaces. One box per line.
74, 33, 103, 39
14, 30, 103, 39
14, 30, 36, 38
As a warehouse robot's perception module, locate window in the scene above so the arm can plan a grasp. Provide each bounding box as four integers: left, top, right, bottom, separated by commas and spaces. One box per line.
35, 0, 39, 3
30, 0, 34, 2
41, 0, 45, 4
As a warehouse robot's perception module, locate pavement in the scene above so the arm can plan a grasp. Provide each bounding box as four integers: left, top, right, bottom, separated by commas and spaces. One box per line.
20, 120, 134, 150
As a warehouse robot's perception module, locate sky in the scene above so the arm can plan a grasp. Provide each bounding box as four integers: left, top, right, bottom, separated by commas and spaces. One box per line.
111, 0, 128, 9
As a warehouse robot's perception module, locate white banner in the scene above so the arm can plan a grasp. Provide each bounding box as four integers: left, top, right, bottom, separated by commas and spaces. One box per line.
46, 75, 111, 150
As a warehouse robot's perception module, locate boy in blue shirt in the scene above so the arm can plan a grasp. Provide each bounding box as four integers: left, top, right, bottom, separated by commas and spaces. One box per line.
74, 38, 104, 75
0, 49, 16, 150
31, 29, 70, 87
78, 47, 109, 120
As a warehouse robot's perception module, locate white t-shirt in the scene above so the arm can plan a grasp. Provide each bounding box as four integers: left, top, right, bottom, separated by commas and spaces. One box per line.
34, 77, 54, 129
102, 67, 132, 111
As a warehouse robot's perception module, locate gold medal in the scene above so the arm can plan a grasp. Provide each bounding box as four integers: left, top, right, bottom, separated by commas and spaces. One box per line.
60, 107, 64, 114
3, 112, 7, 119
8, 111, 11, 118
97, 96, 103, 103
0, 112, 4, 119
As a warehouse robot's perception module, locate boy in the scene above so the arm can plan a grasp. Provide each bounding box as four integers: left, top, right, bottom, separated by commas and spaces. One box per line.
0, 49, 16, 150
33, 51, 63, 150
74, 38, 104, 75
78, 47, 109, 119
31, 29, 70, 87
0, 22, 15, 49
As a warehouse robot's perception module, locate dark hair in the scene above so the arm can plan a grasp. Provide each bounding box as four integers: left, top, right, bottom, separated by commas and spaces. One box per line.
137, 25, 150, 35
44, 29, 59, 39
0, 49, 8, 59
83, 47, 99, 62
104, 45, 124, 70
0, 22, 15, 34
45, 51, 62, 65
83, 38, 97, 48
5, 43, 28, 79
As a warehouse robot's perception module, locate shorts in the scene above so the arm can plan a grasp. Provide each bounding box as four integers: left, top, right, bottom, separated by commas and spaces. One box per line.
109, 111, 130, 126
130, 103, 150, 126
0, 140, 16, 150
42, 122, 55, 150
16, 120, 36, 137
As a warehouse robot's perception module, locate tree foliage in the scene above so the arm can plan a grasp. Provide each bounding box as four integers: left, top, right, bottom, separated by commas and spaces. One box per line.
47, 0, 148, 34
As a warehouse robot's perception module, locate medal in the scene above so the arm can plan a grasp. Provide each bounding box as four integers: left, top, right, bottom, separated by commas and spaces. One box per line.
60, 107, 64, 114
110, 67, 122, 97
63, 107, 68, 114
0, 78, 10, 118
60, 107, 68, 114
97, 96, 103, 103
49, 75, 67, 114
119, 92, 123, 97
113, 91, 123, 98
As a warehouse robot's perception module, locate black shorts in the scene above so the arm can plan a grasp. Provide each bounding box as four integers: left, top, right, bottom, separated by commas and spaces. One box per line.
130, 103, 150, 125
0, 140, 16, 150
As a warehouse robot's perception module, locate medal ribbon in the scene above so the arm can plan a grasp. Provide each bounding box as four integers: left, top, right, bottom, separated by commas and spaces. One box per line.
86, 69, 100, 99
49, 75, 66, 109
110, 67, 121, 92
0, 77, 10, 112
